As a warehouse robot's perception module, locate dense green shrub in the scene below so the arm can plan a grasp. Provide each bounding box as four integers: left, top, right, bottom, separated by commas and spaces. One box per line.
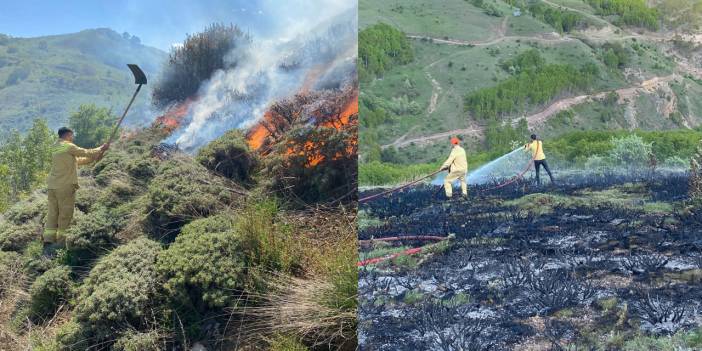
74, 185, 100, 213
145, 161, 234, 241
92, 150, 127, 186
113, 330, 165, 351
157, 215, 245, 308
608, 134, 653, 169
196, 129, 258, 184
73, 238, 164, 341
64, 207, 122, 252
125, 155, 157, 181
3, 192, 46, 225
0, 222, 40, 251
29, 266, 72, 319
55, 320, 89, 351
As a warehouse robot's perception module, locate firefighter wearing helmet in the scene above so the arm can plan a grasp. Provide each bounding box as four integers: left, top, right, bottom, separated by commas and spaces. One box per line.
440, 137, 468, 198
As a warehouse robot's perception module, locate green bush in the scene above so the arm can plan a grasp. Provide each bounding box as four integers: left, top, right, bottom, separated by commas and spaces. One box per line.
125, 155, 157, 182
145, 161, 234, 240
74, 185, 100, 213
64, 207, 122, 252
4, 193, 46, 225
54, 319, 89, 351
92, 151, 127, 186
113, 330, 165, 351
196, 129, 258, 184
608, 134, 653, 169
157, 215, 245, 308
29, 266, 72, 319
0, 222, 39, 251
73, 238, 164, 342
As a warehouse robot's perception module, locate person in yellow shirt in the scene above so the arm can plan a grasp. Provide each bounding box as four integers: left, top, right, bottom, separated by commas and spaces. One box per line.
44, 127, 109, 248
524, 134, 554, 186
440, 137, 468, 198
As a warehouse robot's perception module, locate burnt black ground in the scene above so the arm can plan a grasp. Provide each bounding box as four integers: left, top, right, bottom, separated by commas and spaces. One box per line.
358, 172, 702, 350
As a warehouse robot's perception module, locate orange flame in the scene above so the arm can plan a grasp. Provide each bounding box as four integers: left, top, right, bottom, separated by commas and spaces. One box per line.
153, 99, 193, 133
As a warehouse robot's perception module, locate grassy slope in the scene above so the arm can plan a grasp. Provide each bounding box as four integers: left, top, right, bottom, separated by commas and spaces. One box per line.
360, 0, 702, 170
0, 29, 167, 135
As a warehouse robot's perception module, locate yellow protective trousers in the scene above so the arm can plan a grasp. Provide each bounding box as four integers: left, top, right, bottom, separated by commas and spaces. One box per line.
444, 170, 468, 198
43, 185, 77, 245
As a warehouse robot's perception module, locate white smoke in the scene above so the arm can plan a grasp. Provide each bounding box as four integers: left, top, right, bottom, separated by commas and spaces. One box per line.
164, 1, 357, 152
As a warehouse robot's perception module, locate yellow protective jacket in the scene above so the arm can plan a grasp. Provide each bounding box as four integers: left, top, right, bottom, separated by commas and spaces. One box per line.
524, 140, 546, 161
442, 145, 468, 173
47, 140, 101, 189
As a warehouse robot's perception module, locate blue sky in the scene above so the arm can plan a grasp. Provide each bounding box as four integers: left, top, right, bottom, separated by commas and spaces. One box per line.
0, 0, 351, 51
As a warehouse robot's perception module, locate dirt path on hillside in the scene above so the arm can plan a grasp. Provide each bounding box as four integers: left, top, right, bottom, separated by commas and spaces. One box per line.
383, 2, 701, 150
383, 74, 679, 149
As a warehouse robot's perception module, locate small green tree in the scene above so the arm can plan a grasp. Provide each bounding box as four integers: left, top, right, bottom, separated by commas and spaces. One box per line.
68, 104, 117, 148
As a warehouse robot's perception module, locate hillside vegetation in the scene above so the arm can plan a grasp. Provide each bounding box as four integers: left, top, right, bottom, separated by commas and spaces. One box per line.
0, 29, 167, 135
359, 0, 702, 182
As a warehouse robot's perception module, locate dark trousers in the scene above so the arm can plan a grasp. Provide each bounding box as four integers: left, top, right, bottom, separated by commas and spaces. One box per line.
534, 159, 554, 185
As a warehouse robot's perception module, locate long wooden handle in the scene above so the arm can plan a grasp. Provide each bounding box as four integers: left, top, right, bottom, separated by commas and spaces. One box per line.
107, 84, 142, 145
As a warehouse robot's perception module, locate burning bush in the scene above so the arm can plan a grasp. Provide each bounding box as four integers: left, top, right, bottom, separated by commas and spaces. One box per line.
196, 129, 259, 184
152, 23, 250, 108
72, 237, 165, 345
252, 88, 359, 204
145, 159, 236, 241
28, 265, 72, 320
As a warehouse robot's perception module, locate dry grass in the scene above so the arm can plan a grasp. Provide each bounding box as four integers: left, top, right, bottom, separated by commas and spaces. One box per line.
238, 274, 356, 350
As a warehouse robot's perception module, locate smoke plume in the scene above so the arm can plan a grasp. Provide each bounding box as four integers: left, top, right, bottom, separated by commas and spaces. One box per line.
164, 1, 357, 152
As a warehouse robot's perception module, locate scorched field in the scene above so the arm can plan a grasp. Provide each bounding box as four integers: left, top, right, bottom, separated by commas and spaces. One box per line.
358, 172, 702, 350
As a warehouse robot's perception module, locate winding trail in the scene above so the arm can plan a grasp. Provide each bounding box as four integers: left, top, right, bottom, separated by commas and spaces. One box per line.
380, 0, 702, 150
383, 74, 679, 149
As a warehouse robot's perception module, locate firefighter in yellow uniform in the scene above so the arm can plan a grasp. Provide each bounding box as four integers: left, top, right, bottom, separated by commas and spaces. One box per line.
440, 137, 468, 198
524, 134, 554, 186
44, 127, 108, 247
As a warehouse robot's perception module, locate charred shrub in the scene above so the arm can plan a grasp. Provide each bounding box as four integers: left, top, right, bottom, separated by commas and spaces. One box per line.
73, 238, 165, 344
622, 251, 669, 275
157, 215, 246, 308
631, 293, 689, 334
0, 222, 39, 251
145, 160, 234, 241
152, 23, 250, 107
28, 265, 72, 320
196, 129, 258, 184
527, 269, 594, 315
413, 299, 497, 350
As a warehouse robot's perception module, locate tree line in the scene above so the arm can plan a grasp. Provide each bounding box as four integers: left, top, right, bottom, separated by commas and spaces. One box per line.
359, 23, 414, 82
464, 50, 598, 120
528, 1, 587, 33
0, 104, 117, 211
587, 0, 660, 30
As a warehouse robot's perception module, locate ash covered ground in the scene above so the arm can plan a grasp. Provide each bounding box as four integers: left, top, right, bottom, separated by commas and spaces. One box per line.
359, 172, 702, 350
